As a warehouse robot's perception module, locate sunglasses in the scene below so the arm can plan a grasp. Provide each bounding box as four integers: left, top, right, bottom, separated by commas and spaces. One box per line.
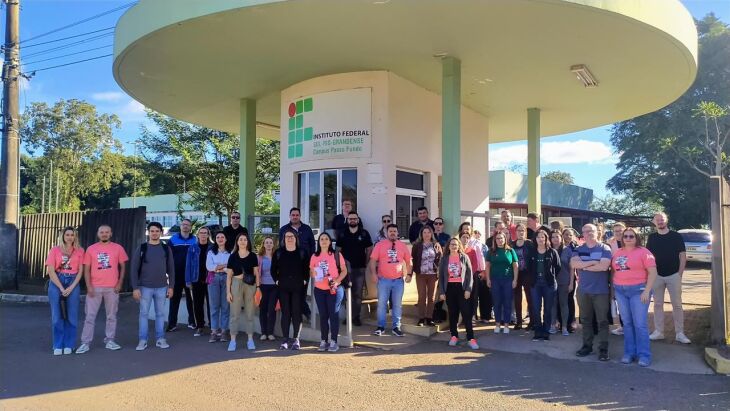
231, 216, 240, 219
382, 220, 391, 224
623, 234, 636, 239
434, 222, 443, 225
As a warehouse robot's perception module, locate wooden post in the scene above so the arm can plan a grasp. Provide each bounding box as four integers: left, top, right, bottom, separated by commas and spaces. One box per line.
709, 176, 730, 346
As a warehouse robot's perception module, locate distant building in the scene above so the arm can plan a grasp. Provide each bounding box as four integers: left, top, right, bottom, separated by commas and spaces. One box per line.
119, 194, 224, 227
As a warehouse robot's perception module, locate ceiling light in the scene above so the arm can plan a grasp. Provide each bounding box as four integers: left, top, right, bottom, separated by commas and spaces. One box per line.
570, 64, 598, 88
433, 52, 448, 58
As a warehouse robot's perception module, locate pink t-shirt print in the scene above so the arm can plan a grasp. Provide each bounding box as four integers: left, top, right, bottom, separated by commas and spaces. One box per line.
447, 255, 462, 283
83, 242, 129, 288
371, 240, 412, 280
612, 247, 656, 286
45, 246, 85, 275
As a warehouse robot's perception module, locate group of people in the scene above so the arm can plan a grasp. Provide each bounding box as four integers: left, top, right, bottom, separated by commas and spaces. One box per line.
45, 202, 690, 365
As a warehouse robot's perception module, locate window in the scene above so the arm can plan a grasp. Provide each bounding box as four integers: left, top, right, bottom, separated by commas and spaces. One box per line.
395, 169, 427, 239
296, 169, 357, 236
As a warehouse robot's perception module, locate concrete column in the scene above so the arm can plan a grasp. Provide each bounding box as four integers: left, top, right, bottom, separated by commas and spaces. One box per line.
441, 56, 461, 231
239, 99, 256, 223
527, 108, 541, 215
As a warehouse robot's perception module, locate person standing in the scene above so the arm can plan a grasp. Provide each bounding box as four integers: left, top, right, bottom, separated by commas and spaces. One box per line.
76, 225, 128, 354
612, 227, 658, 367
647, 212, 690, 344
526, 230, 561, 341
369, 224, 412, 337
223, 211, 249, 252
336, 211, 373, 326
608, 222, 626, 336
511, 224, 534, 330
167, 218, 197, 332
131, 222, 175, 351
439, 238, 479, 349
408, 206, 434, 243
310, 233, 348, 352
185, 226, 212, 337
526, 213, 541, 242
485, 232, 519, 334
551, 230, 574, 336
330, 199, 355, 236
411, 226, 442, 327
460, 232, 484, 325
501, 210, 518, 242
433, 217, 451, 247
257, 237, 278, 341
226, 233, 260, 351
45, 227, 85, 355
375, 214, 392, 243
572, 224, 613, 361
486, 221, 506, 250
272, 229, 310, 350
206, 232, 231, 343
279, 207, 315, 321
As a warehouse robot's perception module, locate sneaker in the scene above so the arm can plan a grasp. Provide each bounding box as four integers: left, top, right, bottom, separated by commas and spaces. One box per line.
503, 327, 510, 335
187, 324, 196, 330
468, 339, 479, 350
448, 336, 458, 346
562, 328, 570, 337
675, 333, 692, 344
227, 340, 236, 352
392, 328, 405, 337
136, 340, 148, 351
260, 334, 268, 341
75, 343, 90, 354
292, 339, 301, 350
426, 319, 435, 327
279, 341, 289, 350
494, 325, 501, 334
621, 355, 633, 364
194, 328, 203, 337
576, 346, 593, 357
548, 327, 557, 334
209, 332, 218, 343
649, 330, 665, 340
611, 326, 624, 336
318, 340, 328, 352
353, 318, 362, 327
156, 338, 170, 349
53, 348, 62, 356
372, 327, 385, 336
105, 341, 121, 351
598, 350, 610, 361
63, 348, 72, 355
165, 325, 177, 332
246, 339, 256, 350
268, 335, 276, 341
219, 331, 229, 342
417, 318, 425, 327
638, 358, 651, 367
328, 341, 339, 352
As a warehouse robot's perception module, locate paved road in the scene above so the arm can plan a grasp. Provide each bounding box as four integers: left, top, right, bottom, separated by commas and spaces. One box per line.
1, 301, 728, 411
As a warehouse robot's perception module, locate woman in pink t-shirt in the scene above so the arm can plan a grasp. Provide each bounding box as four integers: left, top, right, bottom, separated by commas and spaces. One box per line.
310, 232, 348, 352
45, 226, 85, 355
611, 227, 658, 367
438, 238, 478, 350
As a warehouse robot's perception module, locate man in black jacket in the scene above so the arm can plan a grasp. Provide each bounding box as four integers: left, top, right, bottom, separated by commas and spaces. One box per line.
336, 211, 373, 326
408, 206, 434, 243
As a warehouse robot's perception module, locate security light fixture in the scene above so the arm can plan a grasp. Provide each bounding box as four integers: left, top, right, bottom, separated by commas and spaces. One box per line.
570, 64, 598, 88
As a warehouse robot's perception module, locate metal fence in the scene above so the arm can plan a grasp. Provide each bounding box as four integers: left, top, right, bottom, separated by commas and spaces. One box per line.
17, 207, 147, 286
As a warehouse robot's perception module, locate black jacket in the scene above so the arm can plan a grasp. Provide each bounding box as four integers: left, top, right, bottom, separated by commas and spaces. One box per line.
270, 246, 310, 290
525, 247, 561, 287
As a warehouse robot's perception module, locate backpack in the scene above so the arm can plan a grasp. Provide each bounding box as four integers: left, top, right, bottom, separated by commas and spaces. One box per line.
139, 241, 171, 277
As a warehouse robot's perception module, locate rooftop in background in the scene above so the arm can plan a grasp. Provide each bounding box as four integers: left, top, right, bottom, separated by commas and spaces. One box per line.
490, 170, 593, 210
119, 193, 194, 212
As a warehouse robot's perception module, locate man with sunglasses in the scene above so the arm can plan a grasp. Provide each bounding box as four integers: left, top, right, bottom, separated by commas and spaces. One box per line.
369, 224, 412, 337
433, 217, 451, 247
336, 211, 373, 326
408, 206, 435, 243
223, 212, 249, 252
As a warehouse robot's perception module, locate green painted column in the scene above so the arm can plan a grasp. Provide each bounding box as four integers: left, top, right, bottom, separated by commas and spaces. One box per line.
527, 107, 541, 216
442, 56, 461, 231
239, 99, 256, 224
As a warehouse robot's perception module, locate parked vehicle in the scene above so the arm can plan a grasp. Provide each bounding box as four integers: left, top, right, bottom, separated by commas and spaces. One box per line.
678, 229, 712, 264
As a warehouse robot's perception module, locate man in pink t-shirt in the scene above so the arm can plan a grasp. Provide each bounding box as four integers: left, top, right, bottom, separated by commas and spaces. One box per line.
76, 225, 129, 354
368, 224, 412, 337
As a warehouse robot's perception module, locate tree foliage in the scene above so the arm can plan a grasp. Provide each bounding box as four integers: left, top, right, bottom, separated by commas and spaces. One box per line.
607, 14, 730, 228
590, 195, 661, 217
542, 170, 575, 185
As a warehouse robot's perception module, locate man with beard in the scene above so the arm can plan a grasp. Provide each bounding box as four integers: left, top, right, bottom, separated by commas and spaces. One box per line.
336, 211, 373, 326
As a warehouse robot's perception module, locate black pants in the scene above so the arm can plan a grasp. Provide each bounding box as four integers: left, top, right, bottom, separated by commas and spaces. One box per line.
301, 286, 311, 318
477, 277, 493, 320
190, 280, 208, 329
259, 284, 278, 336
280, 287, 303, 340
514, 273, 533, 325
169, 274, 194, 327
349, 267, 366, 320
446, 282, 474, 340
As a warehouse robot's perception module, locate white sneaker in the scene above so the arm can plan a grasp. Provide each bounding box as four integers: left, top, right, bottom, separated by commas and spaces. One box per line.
53, 348, 62, 356
260, 334, 268, 341
156, 338, 170, 349
649, 330, 665, 341
267, 335, 276, 341
611, 326, 624, 336
63, 348, 72, 355
675, 333, 691, 344
318, 340, 328, 352
503, 327, 510, 335
105, 340, 122, 350
136, 340, 148, 351
328, 341, 339, 352
494, 325, 501, 334
75, 343, 90, 354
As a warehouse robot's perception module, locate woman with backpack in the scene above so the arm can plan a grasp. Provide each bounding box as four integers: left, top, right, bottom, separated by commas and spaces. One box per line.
271, 228, 310, 351
310, 232, 348, 352
257, 236, 278, 341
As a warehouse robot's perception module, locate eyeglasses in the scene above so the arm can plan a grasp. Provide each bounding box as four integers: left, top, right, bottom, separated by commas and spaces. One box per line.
623, 234, 636, 239
382, 220, 391, 224
434, 222, 443, 225
231, 216, 240, 219
284, 235, 296, 239
347, 217, 359, 221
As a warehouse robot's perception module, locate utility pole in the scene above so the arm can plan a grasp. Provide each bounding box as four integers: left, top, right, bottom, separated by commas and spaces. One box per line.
0, 0, 20, 290
41, 176, 45, 213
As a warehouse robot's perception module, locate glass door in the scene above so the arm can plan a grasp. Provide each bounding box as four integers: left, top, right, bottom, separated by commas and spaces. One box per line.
297, 169, 357, 237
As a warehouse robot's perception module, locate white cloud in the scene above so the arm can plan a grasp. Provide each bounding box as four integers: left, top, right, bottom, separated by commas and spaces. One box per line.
91, 91, 126, 102
489, 140, 617, 170
122, 99, 145, 114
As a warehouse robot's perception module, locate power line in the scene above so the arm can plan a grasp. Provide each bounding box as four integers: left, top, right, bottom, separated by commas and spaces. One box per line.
19, 1, 136, 44
21, 27, 115, 49
23, 32, 113, 58
25, 54, 113, 73
22, 44, 112, 66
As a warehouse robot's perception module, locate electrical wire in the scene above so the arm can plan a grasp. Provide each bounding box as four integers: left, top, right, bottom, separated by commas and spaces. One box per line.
23, 32, 113, 59
21, 27, 115, 49
26, 54, 113, 73
22, 44, 112, 66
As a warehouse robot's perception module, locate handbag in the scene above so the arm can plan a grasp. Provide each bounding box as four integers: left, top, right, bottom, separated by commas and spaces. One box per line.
206, 271, 216, 285
243, 271, 256, 286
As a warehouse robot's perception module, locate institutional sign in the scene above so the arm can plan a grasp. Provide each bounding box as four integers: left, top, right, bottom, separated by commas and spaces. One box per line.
286, 88, 372, 162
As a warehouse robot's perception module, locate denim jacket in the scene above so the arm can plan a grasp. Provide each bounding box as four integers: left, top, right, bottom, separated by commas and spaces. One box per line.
184, 243, 210, 284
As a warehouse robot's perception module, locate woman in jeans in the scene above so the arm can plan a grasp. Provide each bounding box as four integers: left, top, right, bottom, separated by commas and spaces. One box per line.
185, 226, 212, 337
550, 230, 574, 336
45, 226, 85, 355
438, 238, 479, 349
310, 232, 348, 352
611, 227, 658, 367
411, 226, 442, 327
206, 232, 231, 343
272, 229, 310, 351
526, 230, 561, 341
485, 232, 518, 334
226, 232, 260, 351
257, 236, 278, 341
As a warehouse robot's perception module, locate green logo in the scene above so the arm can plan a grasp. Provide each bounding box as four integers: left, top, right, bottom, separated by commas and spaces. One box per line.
287, 97, 313, 159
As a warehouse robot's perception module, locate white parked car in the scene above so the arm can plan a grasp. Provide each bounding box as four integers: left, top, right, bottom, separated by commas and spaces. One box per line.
678, 229, 712, 264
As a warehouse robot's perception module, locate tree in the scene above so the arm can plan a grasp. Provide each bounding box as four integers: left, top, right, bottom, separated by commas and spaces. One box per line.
590, 195, 661, 217
607, 14, 730, 228
542, 171, 574, 185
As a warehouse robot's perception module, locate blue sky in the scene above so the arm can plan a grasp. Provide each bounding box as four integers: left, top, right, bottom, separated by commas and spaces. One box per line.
10, 0, 730, 198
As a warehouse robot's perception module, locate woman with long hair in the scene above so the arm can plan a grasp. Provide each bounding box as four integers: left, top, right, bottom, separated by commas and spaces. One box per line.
526, 230, 561, 341
562, 228, 579, 332
226, 232, 260, 351
257, 236, 278, 341
438, 238, 478, 349
271, 228, 309, 350
185, 226, 212, 337
411, 226, 442, 326
485, 232, 519, 334
206, 232, 231, 343
550, 230, 573, 336
45, 226, 85, 355
310, 232, 348, 352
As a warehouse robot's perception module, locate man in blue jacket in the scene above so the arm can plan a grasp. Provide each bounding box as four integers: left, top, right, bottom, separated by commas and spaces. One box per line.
167, 218, 197, 331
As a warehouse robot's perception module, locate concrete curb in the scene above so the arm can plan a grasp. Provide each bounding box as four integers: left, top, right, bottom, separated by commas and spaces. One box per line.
704, 347, 730, 375
0, 292, 133, 304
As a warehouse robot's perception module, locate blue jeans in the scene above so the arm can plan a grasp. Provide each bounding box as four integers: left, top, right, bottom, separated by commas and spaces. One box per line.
314, 287, 344, 342
614, 283, 651, 362
377, 278, 404, 329
208, 273, 230, 331
48, 274, 80, 349
530, 282, 556, 337
490, 277, 513, 324
139, 287, 167, 340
